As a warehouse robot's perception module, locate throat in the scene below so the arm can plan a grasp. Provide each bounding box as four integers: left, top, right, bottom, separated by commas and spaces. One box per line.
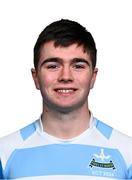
42, 109, 91, 139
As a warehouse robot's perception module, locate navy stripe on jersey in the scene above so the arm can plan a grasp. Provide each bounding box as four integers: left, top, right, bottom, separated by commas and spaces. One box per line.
0, 160, 3, 179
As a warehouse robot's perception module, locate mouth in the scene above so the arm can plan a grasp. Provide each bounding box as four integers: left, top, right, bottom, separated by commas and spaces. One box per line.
54, 88, 77, 95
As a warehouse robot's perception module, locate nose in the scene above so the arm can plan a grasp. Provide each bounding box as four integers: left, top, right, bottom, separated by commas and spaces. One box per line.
58, 66, 74, 83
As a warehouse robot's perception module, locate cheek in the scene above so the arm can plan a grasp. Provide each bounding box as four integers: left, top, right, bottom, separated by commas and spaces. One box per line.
81, 80, 91, 89
76, 74, 92, 87
39, 74, 56, 88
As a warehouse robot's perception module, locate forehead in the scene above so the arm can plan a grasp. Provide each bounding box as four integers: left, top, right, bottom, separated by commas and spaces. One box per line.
39, 41, 90, 62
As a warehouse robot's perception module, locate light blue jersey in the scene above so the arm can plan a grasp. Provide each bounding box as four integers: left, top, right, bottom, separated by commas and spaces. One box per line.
0, 115, 132, 180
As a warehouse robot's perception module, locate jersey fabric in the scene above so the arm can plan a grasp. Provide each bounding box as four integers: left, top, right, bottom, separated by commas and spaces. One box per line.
0, 115, 132, 180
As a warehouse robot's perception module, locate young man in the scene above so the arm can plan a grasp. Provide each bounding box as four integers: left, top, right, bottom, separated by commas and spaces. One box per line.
0, 19, 132, 180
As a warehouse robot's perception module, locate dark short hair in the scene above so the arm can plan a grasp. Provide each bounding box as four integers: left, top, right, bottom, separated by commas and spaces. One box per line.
34, 19, 97, 70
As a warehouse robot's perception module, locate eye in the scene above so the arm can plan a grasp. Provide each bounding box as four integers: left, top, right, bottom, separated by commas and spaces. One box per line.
47, 65, 58, 69
73, 63, 86, 69
46, 63, 60, 70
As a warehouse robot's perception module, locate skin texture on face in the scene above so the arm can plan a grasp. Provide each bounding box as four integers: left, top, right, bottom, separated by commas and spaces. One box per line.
32, 41, 98, 114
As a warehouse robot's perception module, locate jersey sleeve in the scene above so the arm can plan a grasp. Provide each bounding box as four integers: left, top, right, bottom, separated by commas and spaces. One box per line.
128, 164, 132, 179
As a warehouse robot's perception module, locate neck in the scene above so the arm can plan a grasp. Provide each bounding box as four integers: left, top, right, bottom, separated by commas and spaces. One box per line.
41, 104, 91, 139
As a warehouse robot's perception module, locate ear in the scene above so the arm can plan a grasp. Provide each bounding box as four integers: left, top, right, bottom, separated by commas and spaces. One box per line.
90, 68, 98, 89
31, 68, 40, 90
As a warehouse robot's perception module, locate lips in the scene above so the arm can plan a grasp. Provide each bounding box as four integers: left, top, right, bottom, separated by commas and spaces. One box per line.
54, 88, 77, 94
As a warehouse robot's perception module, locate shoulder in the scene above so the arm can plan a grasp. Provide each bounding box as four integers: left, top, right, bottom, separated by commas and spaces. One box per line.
0, 120, 38, 148
95, 118, 132, 143
0, 120, 39, 150
110, 125, 132, 152
0, 130, 22, 154
0, 120, 38, 169
95, 118, 132, 166
94, 118, 132, 156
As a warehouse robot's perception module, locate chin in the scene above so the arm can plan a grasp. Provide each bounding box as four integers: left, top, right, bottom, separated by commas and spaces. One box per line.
49, 102, 86, 114
43, 97, 87, 113
54, 106, 77, 114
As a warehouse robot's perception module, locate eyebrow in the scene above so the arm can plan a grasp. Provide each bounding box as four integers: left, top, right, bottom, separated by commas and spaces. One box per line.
40, 58, 62, 67
72, 58, 90, 66
40, 57, 91, 67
